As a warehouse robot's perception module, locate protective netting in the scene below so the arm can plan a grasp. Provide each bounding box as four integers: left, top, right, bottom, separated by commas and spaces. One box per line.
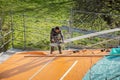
4, 10, 120, 50
83, 48, 120, 80
66, 10, 120, 49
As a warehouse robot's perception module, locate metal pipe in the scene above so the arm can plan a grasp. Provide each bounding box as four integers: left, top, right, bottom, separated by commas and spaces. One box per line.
10, 10, 14, 48
23, 13, 26, 50
73, 10, 120, 16
0, 31, 12, 39
0, 39, 12, 49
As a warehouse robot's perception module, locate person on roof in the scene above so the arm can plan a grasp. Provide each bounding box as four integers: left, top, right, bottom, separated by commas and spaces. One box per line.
50, 26, 64, 54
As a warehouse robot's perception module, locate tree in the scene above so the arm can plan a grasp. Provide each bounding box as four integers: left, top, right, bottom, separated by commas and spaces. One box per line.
73, 0, 120, 28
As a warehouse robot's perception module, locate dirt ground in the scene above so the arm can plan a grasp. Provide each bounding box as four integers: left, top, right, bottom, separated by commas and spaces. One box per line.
0, 49, 109, 80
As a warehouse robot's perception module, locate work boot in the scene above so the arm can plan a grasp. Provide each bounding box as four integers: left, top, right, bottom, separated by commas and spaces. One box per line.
58, 45, 62, 54
59, 51, 62, 54
50, 52, 53, 54
50, 46, 54, 54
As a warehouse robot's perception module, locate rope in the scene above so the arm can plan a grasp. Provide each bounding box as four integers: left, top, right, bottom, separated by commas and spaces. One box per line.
64, 28, 120, 43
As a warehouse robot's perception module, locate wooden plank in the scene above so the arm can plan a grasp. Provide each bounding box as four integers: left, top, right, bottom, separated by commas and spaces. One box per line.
24, 54, 120, 57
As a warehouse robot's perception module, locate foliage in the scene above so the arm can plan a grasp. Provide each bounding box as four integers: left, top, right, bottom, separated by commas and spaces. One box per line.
73, 0, 120, 29
0, 0, 120, 51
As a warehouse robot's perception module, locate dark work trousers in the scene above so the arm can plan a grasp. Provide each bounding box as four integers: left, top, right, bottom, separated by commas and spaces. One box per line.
50, 41, 62, 54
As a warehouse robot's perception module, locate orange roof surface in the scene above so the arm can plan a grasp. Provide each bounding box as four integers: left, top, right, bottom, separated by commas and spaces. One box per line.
0, 49, 108, 80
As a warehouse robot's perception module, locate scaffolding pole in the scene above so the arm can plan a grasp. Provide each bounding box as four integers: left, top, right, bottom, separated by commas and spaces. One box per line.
23, 13, 26, 50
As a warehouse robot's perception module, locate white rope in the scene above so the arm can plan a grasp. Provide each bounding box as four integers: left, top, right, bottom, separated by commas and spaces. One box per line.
64, 28, 120, 43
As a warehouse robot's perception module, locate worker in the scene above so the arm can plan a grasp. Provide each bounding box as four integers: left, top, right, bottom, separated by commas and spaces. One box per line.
50, 26, 64, 54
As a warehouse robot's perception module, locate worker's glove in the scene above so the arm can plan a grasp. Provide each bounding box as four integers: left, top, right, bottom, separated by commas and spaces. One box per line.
61, 40, 64, 44
58, 38, 61, 40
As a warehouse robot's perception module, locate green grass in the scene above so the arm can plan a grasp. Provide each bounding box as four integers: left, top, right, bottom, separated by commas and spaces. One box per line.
1, 0, 120, 50
4, 0, 73, 50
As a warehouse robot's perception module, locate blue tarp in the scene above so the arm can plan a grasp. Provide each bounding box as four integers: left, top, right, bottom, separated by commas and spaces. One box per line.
83, 48, 120, 80
110, 48, 120, 55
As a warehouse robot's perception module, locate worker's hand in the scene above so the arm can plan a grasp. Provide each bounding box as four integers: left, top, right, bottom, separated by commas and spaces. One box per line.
62, 41, 64, 43
58, 38, 61, 40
